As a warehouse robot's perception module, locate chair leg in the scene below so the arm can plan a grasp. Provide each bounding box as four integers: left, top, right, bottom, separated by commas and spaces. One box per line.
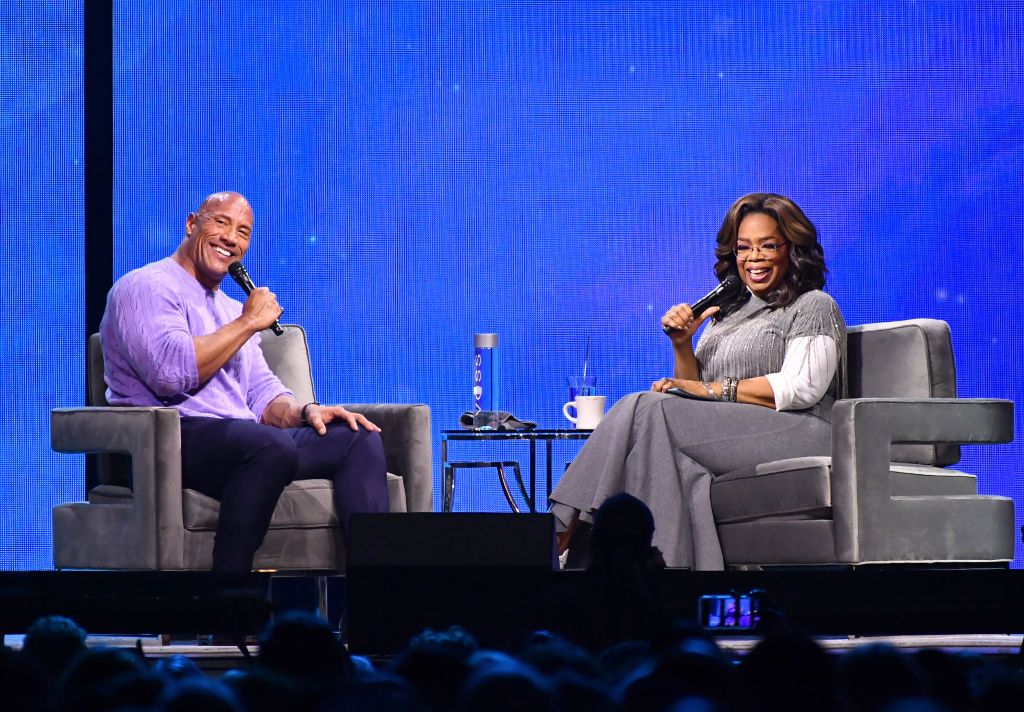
443, 464, 456, 513
316, 575, 329, 622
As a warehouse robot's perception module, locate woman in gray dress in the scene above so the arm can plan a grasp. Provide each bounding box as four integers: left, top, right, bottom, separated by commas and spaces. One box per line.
550, 193, 846, 569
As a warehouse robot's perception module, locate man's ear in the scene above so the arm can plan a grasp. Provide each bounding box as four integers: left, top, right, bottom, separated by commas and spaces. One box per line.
185, 212, 197, 236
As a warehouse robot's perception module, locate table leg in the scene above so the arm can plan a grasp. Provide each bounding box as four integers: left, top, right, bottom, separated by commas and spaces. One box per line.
495, 464, 521, 514
508, 461, 530, 504
441, 439, 451, 512
443, 464, 454, 513
546, 439, 553, 507
528, 440, 537, 512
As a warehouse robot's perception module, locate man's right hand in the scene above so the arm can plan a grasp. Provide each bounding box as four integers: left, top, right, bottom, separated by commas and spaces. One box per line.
241, 287, 284, 333
195, 287, 283, 383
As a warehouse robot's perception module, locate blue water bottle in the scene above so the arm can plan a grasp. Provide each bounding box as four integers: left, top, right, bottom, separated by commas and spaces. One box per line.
473, 333, 500, 429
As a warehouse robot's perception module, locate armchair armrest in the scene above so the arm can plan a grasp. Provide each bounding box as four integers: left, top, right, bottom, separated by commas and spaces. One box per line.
340, 403, 433, 512
830, 398, 1013, 562
52, 406, 181, 457
51, 406, 185, 568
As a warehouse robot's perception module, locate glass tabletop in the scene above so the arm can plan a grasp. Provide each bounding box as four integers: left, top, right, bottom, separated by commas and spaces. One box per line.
441, 428, 593, 439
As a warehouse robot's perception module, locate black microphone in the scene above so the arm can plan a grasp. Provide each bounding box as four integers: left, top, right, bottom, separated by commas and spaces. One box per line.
662, 274, 743, 334
228, 262, 284, 336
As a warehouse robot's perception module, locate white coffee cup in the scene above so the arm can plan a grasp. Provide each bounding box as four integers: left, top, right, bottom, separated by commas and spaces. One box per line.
563, 395, 606, 429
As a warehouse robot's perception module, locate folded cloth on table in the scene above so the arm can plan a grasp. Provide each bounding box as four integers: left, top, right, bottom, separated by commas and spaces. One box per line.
459, 411, 537, 431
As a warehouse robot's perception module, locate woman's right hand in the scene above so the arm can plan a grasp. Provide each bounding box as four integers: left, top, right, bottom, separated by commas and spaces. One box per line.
661, 303, 719, 346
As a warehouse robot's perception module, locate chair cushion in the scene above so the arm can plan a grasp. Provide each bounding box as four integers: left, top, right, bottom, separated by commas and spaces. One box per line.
711, 456, 977, 525
847, 319, 959, 466
257, 325, 317, 405
183, 479, 336, 531
90, 474, 406, 531
88, 484, 133, 504
888, 463, 977, 496
711, 457, 833, 525
181, 473, 407, 531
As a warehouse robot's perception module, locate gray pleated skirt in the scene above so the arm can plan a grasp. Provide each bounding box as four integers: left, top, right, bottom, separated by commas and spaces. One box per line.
549, 391, 831, 570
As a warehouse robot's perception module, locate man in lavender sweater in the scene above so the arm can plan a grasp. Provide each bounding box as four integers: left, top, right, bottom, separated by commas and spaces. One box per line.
99, 191, 389, 572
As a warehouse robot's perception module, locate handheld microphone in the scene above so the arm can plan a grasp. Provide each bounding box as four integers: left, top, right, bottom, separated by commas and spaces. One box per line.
228, 262, 284, 336
662, 274, 743, 334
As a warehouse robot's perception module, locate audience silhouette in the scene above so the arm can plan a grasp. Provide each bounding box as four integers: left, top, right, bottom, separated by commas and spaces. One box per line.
740, 631, 841, 711
542, 492, 671, 653
390, 626, 477, 711
4, 604, 1024, 711
4, 498, 1023, 711
22, 615, 87, 685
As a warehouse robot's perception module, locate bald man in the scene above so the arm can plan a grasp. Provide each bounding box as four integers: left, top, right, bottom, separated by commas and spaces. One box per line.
100, 192, 388, 572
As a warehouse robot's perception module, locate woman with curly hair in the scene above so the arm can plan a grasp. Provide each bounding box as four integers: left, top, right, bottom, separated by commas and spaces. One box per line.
551, 193, 846, 569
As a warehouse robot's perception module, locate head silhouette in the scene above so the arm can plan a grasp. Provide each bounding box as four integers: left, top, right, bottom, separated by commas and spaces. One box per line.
589, 493, 656, 571
22, 615, 87, 681
257, 610, 351, 683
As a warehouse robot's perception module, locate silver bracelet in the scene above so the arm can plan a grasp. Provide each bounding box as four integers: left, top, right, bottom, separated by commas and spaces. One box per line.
700, 381, 718, 400
724, 377, 739, 402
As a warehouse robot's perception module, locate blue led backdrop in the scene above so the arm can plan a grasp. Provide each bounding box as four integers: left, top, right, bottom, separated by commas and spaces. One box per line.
3, 1, 1022, 569
0, 2, 83, 570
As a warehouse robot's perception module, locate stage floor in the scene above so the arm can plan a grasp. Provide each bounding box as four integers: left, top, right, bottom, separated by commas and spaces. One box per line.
5, 568, 1024, 659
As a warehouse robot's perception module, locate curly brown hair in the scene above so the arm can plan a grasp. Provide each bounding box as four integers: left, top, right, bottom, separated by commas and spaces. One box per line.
713, 193, 828, 315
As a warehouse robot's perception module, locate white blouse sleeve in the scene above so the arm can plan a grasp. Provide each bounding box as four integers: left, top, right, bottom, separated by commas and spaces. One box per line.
763, 335, 840, 411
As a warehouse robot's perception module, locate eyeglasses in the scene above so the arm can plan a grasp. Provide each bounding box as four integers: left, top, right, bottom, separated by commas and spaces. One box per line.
734, 241, 787, 259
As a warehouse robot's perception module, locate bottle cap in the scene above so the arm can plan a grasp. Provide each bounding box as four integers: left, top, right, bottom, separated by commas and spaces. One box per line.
474, 333, 499, 348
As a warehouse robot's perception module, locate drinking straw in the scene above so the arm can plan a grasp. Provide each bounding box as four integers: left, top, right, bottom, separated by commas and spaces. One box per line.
582, 335, 591, 394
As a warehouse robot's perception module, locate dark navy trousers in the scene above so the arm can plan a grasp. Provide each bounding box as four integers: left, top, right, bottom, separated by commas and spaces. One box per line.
179, 416, 389, 572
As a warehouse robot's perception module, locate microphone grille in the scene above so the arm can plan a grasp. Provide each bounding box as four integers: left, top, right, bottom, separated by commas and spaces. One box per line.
227, 261, 255, 294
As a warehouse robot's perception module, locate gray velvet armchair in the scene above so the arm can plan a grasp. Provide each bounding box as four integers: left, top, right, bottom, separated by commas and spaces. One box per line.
51, 325, 432, 571
711, 318, 1015, 568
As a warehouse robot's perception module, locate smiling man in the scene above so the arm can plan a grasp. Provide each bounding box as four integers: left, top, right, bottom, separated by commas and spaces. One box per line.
99, 191, 389, 572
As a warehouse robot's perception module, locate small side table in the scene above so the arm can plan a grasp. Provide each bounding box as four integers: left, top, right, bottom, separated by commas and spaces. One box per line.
445, 461, 527, 513
441, 428, 593, 513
